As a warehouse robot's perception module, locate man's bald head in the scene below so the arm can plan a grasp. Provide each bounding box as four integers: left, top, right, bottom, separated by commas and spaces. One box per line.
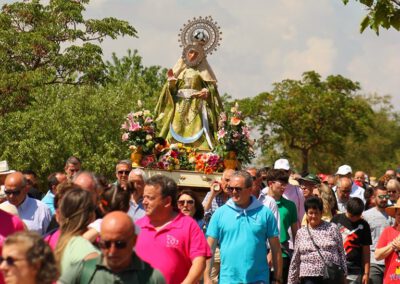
73, 171, 98, 203
101, 211, 135, 237
4, 172, 28, 206
337, 177, 352, 201
100, 211, 136, 272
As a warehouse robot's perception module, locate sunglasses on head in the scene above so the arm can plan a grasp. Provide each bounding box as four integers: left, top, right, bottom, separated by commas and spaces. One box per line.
117, 170, 130, 175
227, 186, 244, 192
0, 256, 24, 266
178, 200, 194, 206
98, 239, 128, 249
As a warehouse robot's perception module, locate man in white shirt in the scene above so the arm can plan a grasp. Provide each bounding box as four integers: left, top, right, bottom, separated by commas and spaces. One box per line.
4, 172, 51, 235
335, 164, 365, 203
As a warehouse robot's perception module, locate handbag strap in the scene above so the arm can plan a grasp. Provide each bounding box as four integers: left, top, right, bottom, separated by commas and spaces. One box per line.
306, 225, 327, 266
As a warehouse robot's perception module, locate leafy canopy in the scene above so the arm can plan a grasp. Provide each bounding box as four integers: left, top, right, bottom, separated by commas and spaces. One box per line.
342, 0, 400, 34
238, 71, 373, 174
0, 0, 137, 116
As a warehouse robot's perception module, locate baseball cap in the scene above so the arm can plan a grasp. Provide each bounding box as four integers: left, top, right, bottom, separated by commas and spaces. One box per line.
274, 159, 290, 170
335, 165, 352, 175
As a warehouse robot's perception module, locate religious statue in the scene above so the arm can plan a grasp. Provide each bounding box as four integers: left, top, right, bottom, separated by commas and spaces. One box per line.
155, 16, 223, 151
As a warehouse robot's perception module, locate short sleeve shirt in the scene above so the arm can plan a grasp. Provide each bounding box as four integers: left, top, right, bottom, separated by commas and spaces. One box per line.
206, 200, 279, 283
376, 226, 400, 283
135, 213, 211, 284
331, 213, 372, 272
0, 209, 25, 284
277, 197, 297, 243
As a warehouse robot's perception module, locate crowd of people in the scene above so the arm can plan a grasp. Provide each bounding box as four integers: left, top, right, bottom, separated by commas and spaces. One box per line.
0, 157, 400, 284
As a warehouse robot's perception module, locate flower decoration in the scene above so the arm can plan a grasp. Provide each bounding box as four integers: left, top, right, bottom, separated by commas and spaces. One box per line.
195, 152, 223, 174
215, 102, 255, 166
121, 102, 158, 154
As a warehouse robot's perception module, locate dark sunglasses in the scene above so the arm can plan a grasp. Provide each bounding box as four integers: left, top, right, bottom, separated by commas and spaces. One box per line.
377, 194, 390, 200
178, 200, 194, 206
4, 189, 22, 196
99, 240, 128, 249
251, 176, 257, 181
0, 256, 25, 266
117, 170, 130, 175
227, 186, 244, 192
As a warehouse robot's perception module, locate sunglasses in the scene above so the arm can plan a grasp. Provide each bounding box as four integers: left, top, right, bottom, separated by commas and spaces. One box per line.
377, 194, 390, 200
98, 240, 128, 249
117, 170, 130, 175
4, 189, 22, 196
251, 176, 257, 181
178, 200, 194, 206
0, 256, 25, 266
227, 186, 244, 192
388, 190, 397, 194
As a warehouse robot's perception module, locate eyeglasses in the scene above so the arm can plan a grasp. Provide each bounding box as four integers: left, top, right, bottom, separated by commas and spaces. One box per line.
227, 186, 244, 192
377, 194, 390, 200
388, 190, 397, 194
0, 256, 25, 266
251, 176, 257, 181
117, 170, 130, 176
98, 240, 128, 249
178, 200, 194, 206
4, 189, 22, 196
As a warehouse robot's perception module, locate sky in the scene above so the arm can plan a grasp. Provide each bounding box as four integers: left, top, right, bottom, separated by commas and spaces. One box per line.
3, 0, 400, 107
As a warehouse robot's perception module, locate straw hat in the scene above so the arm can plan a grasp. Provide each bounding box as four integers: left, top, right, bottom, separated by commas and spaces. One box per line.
0, 160, 15, 175
385, 199, 400, 218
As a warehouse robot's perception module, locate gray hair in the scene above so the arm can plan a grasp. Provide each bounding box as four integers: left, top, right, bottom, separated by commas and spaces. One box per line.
232, 170, 253, 189
387, 179, 400, 191
65, 156, 81, 167
115, 160, 132, 171
129, 168, 147, 181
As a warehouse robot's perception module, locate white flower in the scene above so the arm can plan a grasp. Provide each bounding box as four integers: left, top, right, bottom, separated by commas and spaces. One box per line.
138, 100, 143, 108
146, 134, 152, 141
143, 110, 150, 116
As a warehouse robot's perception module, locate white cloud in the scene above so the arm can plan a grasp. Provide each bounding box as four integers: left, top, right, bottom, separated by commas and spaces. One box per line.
281, 37, 337, 80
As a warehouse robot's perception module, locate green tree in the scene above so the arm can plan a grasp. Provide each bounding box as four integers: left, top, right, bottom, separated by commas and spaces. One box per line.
0, 51, 165, 185
342, 93, 400, 176
0, 0, 137, 116
239, 71, 373, 174
342, 0, 400, 34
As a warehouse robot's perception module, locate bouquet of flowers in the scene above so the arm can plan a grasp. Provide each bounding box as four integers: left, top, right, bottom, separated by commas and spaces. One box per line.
214, 103, 255, 165
121, 101, 157, 155
157, 143, 198, 171
195, 152, 223, 174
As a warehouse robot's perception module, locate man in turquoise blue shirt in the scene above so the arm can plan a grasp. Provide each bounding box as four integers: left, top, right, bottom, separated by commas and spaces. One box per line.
42, 172, 66, 215
205, 170, 282, 284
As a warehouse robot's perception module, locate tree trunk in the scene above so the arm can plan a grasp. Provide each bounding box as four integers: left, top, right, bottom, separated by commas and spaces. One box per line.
301, 149, 309, 175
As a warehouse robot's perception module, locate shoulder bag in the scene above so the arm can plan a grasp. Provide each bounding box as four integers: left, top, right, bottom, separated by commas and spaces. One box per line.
306, 225, 345, 284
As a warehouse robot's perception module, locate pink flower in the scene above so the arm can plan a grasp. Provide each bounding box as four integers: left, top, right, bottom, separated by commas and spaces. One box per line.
217, 129, 226, 140
121, 133, 129, 142
144, 117, 153, 124
129, 122, 141, 132
242, 126, 250, 139
121, 122, 129, 130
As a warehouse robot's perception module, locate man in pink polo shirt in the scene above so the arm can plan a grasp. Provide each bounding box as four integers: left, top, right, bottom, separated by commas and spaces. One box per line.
135, 175, 211, 284
0, 208, 25, 284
